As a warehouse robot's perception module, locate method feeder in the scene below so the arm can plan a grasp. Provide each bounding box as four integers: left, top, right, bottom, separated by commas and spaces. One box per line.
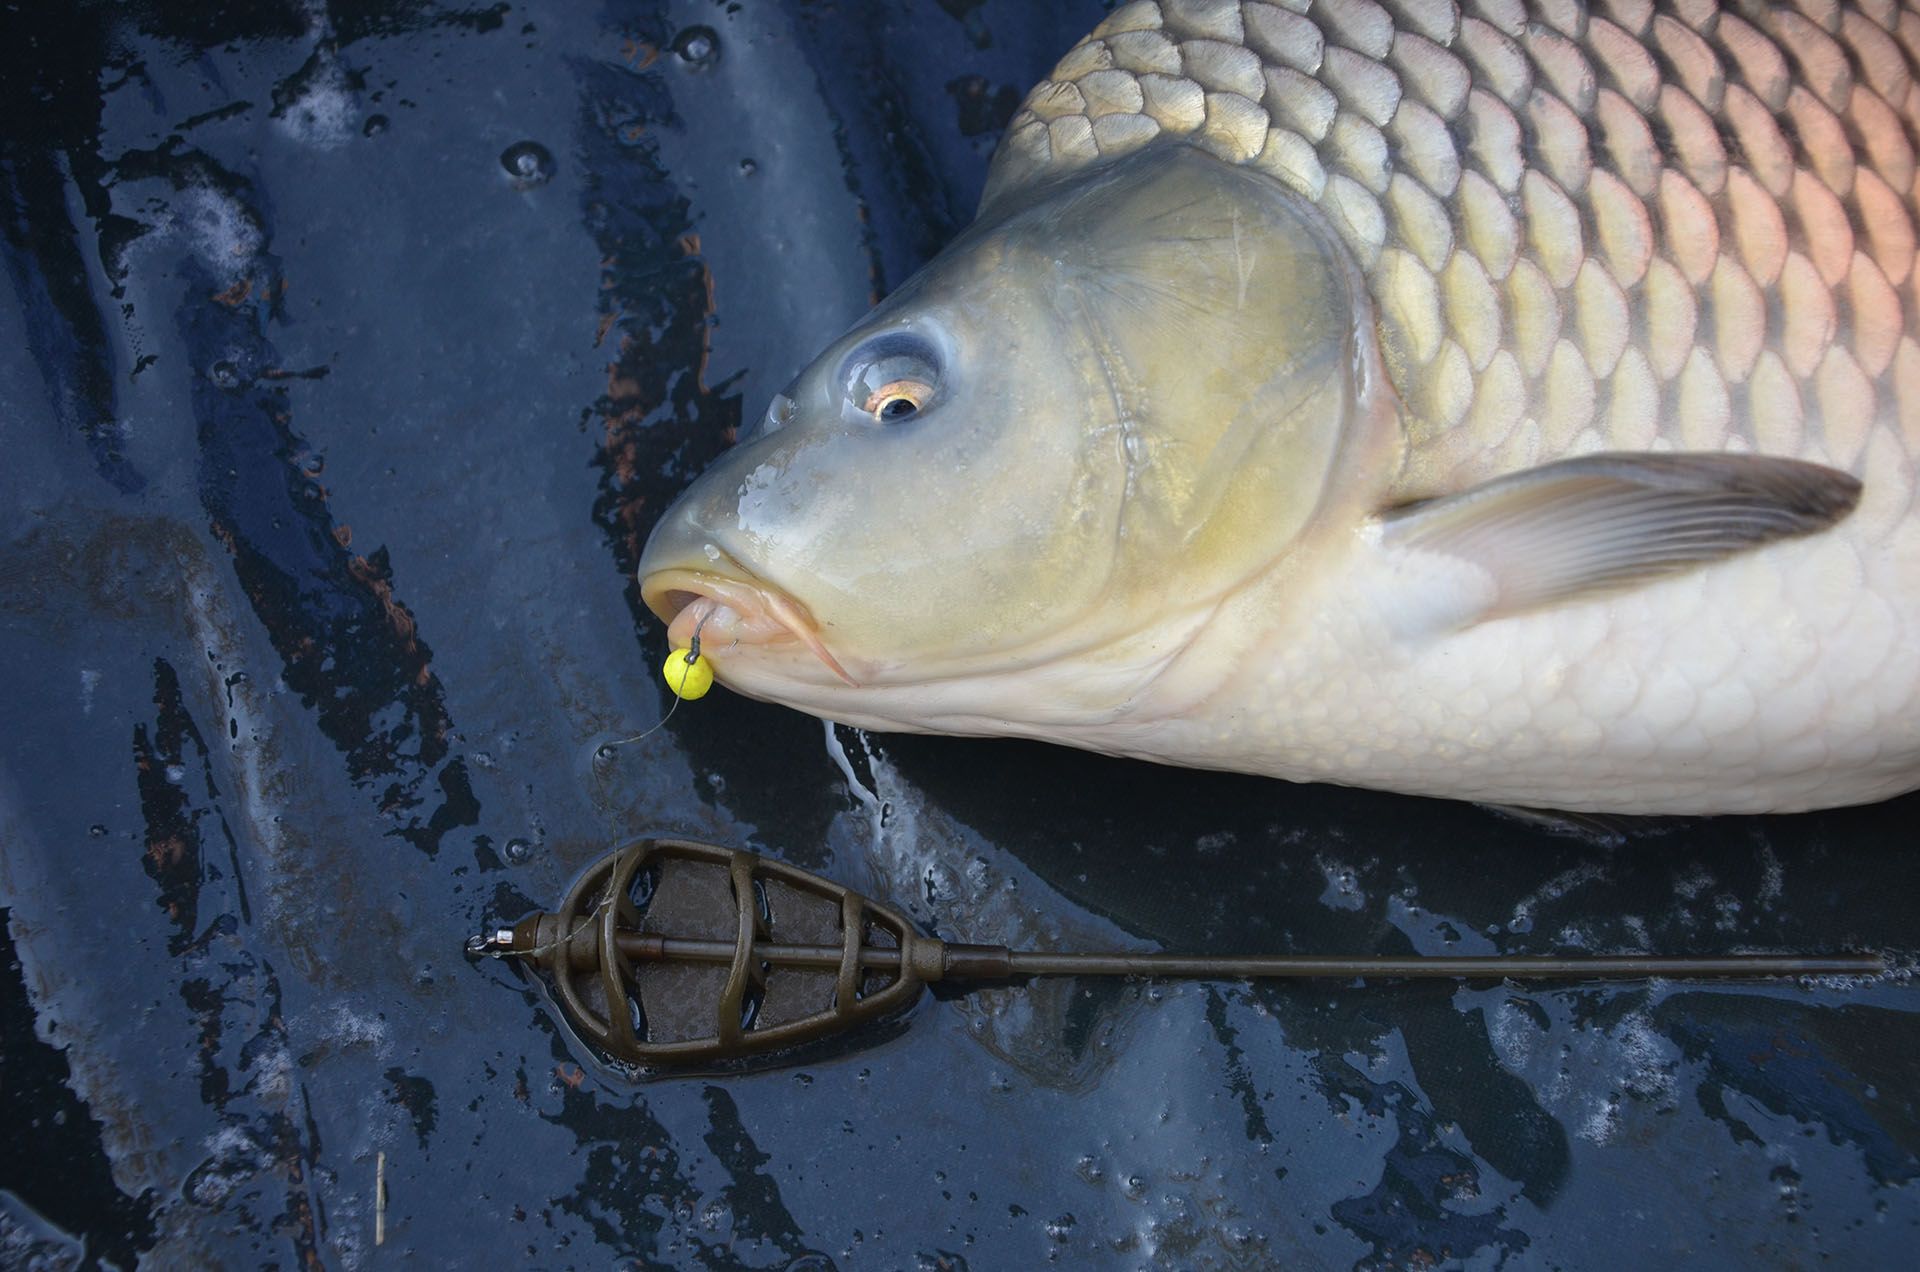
469, 837, 1886, 1069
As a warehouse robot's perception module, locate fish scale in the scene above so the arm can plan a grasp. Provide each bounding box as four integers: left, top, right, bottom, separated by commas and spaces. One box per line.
637, 0, 1920, 812
988, 0, 1920, 501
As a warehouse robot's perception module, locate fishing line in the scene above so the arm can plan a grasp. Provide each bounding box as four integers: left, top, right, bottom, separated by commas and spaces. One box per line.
596, 611, 715, 759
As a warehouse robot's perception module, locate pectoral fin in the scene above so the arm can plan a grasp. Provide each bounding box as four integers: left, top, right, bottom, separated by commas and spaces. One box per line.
1377, 453, 1861, 623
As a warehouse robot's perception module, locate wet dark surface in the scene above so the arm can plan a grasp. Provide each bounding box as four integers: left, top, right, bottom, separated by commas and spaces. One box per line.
1, 1, 1916, 1267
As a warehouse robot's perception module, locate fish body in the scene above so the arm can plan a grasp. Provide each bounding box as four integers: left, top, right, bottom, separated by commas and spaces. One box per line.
639, 0, 1920, 814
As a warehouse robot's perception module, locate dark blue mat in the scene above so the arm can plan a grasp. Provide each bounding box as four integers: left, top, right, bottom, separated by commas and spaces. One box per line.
2, 2, 1915, 1266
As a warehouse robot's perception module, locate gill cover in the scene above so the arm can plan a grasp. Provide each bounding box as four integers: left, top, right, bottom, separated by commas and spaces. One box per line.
641, 146, 1375, 675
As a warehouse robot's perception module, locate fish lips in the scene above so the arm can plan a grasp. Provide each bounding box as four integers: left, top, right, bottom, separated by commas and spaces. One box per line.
640, 566, 859, 686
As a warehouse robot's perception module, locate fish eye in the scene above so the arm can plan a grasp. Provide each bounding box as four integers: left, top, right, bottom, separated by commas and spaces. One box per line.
841, 333, 940, 426
863, 378, 931, 422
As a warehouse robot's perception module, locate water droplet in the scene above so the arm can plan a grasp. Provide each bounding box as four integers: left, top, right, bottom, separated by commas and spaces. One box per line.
209, 360, 242, 389
593, 744, 615, 763
88, 824, 107, 837
362, 113, 389, 137
499, 140, 555, 188
673, 25, 719, 67
504, 837, 535, 864
1043, 1214, 1076, 1242
737, 157, 757, 176
164, 763, 187, 785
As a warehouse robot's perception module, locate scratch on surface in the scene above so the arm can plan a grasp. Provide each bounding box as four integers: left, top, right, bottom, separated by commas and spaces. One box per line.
1231, 207, 1254, 309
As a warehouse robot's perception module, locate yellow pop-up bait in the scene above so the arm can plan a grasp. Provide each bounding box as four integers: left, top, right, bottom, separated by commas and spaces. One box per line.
661, 648, 714, 700
597, 642, 716, 761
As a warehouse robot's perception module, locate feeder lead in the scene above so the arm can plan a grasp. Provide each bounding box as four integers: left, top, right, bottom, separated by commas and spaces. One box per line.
476, 838, 1892, 1070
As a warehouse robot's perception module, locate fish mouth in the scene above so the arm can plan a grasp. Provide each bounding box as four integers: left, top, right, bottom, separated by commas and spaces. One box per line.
640, 567, 859, 687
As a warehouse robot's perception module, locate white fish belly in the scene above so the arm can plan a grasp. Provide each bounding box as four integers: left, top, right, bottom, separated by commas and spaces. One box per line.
1205, 501, 1920, 813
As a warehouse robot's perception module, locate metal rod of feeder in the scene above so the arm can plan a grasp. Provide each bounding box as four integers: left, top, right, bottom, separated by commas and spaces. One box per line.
597, 933, 1884, 982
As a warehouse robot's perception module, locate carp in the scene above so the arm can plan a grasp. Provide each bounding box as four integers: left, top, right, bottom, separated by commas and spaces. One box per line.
640, 0, 1920, 814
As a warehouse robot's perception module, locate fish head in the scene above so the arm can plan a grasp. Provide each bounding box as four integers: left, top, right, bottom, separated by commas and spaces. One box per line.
639, 147, 1394, 734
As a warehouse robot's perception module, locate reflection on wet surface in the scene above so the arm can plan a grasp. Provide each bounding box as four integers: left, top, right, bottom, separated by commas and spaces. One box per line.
1, 1, 1916, 1267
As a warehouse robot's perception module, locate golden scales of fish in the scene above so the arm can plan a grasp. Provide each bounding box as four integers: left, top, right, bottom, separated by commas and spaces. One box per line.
633, 0, 1920, 815
469, 838, 1885, 1068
